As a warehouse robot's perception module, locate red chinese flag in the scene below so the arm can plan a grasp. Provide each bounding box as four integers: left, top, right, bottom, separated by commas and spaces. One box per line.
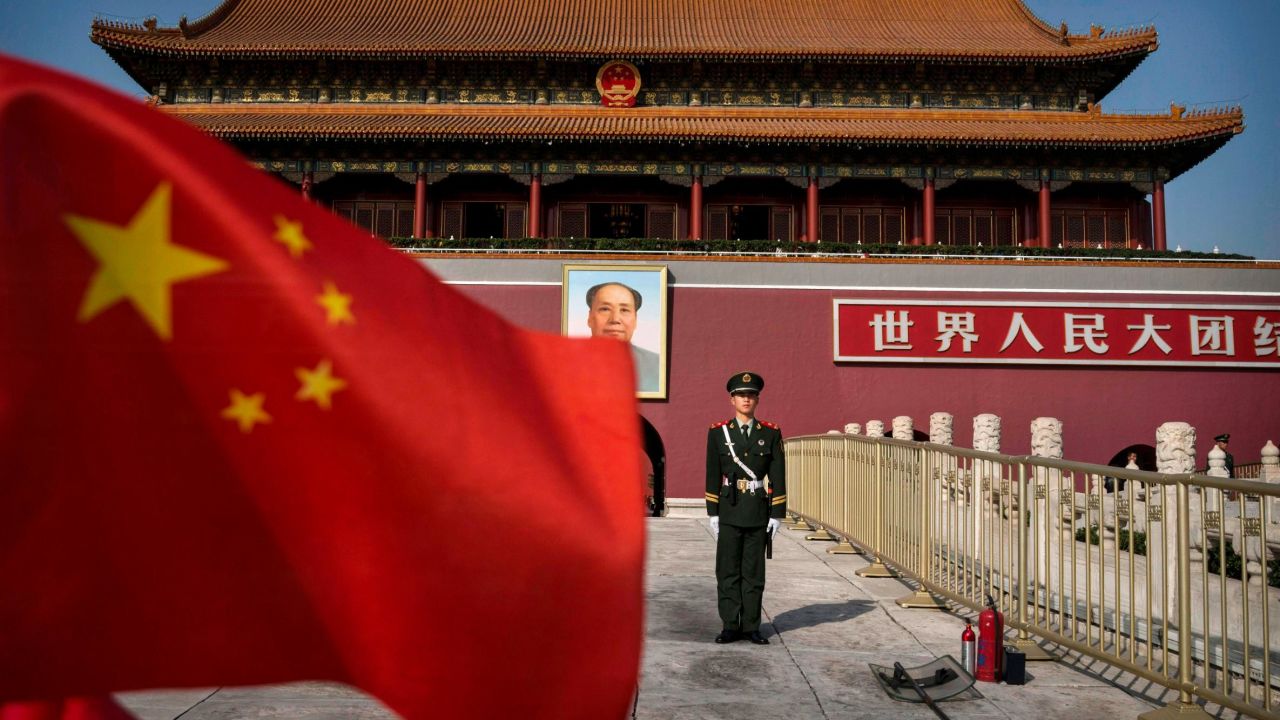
0, 54, 643, 718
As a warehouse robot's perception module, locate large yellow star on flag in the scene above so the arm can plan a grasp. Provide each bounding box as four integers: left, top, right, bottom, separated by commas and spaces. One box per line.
316, 281, 355, 325
221, 389, 272, 433
296, 358, 347, 410
273, 215, 313, 258
64, 182, 228, 340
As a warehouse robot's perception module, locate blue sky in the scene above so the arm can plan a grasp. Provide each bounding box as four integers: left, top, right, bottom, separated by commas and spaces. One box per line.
2, 1, 1276, 259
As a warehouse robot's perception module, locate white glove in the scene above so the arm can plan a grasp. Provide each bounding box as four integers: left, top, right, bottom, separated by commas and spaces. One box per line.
709, 516, 720, 537
767, 518, 780, 537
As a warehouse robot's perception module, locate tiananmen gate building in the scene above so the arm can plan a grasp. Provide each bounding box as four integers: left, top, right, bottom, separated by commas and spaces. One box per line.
92, 0, 1278, 511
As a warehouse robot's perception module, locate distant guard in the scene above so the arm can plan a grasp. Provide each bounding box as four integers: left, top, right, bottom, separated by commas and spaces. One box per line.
706, 371, 786, 645
1215, 433, 1234, 478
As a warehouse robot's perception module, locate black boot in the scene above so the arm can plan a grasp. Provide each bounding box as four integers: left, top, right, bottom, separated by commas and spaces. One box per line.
714, 629, 740, 644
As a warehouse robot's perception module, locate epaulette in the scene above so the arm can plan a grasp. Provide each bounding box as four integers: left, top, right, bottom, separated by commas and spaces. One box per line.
759, 420, 779, 430
710, 420, 730, 429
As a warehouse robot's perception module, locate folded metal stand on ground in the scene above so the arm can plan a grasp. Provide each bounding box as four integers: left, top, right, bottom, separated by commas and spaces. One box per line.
869, 655, 979, 719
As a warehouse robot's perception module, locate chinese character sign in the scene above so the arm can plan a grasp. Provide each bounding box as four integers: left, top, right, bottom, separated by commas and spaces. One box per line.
834, 300, 1280, 367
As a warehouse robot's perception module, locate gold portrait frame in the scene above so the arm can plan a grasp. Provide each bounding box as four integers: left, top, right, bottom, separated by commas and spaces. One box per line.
561, 264, 669, 400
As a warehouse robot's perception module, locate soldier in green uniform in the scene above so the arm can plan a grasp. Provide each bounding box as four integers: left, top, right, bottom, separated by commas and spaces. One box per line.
1215, 433, 1235, 478
706, 371, 786, 645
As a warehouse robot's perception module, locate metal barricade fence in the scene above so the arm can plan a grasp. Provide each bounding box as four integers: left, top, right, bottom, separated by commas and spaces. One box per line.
785, 434, 1280, 719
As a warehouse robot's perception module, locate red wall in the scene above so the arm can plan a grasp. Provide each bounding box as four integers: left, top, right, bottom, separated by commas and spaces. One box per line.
456, 283, 1280, 499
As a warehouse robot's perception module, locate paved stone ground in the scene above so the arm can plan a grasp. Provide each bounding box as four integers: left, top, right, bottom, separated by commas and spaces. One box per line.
117, 517, 1191, 719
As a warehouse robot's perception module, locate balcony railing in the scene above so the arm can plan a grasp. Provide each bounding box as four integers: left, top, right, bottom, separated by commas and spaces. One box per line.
786, 434, 1280, 718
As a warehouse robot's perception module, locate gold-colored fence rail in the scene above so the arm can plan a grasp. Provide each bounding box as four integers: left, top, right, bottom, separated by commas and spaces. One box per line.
786, 434, 1280, 719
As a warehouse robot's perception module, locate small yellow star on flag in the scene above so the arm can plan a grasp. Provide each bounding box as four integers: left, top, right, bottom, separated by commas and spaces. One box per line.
273, 215, 313, 258
64, 182, 228, 340
316, 281, 355, 325
296, 358, 347, 410
221, 389, 272, 433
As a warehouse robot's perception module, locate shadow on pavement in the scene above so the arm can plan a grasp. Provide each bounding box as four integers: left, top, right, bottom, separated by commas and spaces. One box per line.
769, 598, 875, 633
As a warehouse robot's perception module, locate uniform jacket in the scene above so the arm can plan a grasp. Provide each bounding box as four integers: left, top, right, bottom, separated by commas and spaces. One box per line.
705, 418, 786, 526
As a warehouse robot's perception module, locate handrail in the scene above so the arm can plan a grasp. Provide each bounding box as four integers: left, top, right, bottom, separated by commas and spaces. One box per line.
786, 434, 1280, 718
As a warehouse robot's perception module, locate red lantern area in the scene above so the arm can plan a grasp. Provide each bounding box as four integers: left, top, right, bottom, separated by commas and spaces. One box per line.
596, 60, 641, 108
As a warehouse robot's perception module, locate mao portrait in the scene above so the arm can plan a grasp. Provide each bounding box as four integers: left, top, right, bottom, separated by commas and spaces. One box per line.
562, 265, 669, 399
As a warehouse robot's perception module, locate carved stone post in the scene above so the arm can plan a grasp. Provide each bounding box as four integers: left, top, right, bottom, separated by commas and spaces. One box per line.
972, 414, 1001, 553
973, 414, 1001, 453
1156, 423, 1197, 472
866, 420, 884, 438
843, 423, 862, 436
974, 413, 1002, 499
1029, 417, 1063, 586
1262, 441, 1280, 523
1260, 441, 1280, 578
892, 416, 914, 441
929, 411, 956, 522
1155, 421, 1196, 625
929, 413, 953, 446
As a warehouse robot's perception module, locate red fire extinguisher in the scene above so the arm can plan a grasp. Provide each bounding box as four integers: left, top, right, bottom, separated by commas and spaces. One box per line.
975, 596, 1004, 683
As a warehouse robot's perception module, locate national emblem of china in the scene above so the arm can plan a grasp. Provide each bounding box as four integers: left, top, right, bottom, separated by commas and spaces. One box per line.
596, 60, 641, 108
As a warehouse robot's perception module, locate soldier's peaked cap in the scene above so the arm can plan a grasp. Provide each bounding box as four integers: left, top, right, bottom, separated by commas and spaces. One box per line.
727, 372, 764, 394
1215, 433, 1230, 443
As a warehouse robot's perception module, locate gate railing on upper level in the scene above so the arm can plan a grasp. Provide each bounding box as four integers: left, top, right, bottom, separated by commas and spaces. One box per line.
785, 434, 1280, 719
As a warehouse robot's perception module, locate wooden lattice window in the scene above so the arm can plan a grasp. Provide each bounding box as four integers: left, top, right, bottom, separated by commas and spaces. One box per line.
862, 214, 881, 244
332, 202, 355, 224
558, 204, 587, 238
646, 204, 677, 240
935, 208, 1016, 246
953, 213, 972, 245
397, 207, 415, 237
375, 206, 396, 238
884, 213, 904, 244
1051, 208, 1131, 248
505, 204, 528, 238
441, 202, 464, 239
1106, 211, 1128, 246
354, 203, 375, 235
818, 206, 905, 243
770, 207, 794, 242
820, 208, 840, 243
333, 201, 415, 237
707, 207, 729, 241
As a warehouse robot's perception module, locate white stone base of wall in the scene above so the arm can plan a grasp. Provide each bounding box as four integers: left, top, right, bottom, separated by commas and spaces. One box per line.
662, 497, 706, 518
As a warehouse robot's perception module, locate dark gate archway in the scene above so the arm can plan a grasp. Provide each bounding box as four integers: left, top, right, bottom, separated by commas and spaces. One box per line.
641, 416, 666, 517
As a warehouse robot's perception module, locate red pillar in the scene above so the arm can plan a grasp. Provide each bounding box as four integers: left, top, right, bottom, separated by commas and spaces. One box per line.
806, 176, 819, 242
529, 173, 542, 239
413, 172, 427, 240
923, 177, 936, 246
1021, 203, 1035, 246
690, 175, 703, 240
1152, 180, 1167, 251
300, 170, 313, 201
1038, 180, 1052, 248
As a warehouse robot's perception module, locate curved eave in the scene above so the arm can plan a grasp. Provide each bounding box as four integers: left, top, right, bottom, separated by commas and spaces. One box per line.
162, 105, 1243, 160
91, 32, 1157, 65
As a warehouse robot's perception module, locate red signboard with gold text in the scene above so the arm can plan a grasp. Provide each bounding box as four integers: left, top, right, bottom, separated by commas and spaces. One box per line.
834, 300, 1280, 368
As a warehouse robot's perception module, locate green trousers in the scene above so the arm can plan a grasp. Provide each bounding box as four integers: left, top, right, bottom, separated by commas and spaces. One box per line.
715, 522, 767, 632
